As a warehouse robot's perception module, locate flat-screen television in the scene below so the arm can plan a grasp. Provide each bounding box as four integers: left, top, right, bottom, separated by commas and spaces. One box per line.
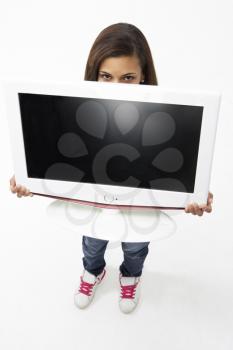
3, 79, 221, 210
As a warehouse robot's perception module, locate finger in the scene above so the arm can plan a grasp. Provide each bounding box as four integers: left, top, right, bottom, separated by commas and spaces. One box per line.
193, 203, 204, 216
187, 204, 195, 213
185, 205, 191, 213
12, 185, 21, 194
188, 204, 196, 215
207, 192, 213, 205
193, 203, 203, 216
10, 185, 17, 193
19, 186, 28, 196
199, 204, 207, 210
25, 189, 33, 196
204, 205, 212, 213
16, 185, 24, 195
196, 207, 204, 216
17, 192, 22, 198
16, 186, 26, 196
17, 185, 27, 195
10, 176, 16, 187
191, 203, 198, 215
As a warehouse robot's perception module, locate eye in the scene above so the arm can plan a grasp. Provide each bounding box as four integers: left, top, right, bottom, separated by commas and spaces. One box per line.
99, 73, 111, 81
122, 76, 135, 81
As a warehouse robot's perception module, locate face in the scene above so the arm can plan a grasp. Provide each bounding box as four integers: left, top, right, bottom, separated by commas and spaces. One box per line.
97, 55, 145, 84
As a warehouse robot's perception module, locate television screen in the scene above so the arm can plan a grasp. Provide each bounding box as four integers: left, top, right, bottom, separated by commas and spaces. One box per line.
18, 93, 203, 194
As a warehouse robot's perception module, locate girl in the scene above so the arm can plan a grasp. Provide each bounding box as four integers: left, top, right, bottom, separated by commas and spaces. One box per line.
10, 22, 213, 314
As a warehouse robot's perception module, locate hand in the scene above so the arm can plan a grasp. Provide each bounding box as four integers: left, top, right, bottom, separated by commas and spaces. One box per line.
184, 191, 213, 216
9, 175, 34, 198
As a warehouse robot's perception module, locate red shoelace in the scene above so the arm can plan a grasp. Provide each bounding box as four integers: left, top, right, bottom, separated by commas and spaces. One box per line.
78, 277, 96, 296
76, 270, 106, 296
120, 283, 138, 299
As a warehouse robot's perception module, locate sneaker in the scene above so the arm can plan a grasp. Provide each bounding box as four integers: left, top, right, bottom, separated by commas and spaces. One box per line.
119, 272, 141, 314
74, 268, 106, 309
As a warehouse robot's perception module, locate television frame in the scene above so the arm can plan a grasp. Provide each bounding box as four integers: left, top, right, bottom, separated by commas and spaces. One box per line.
3, 79, 221, 210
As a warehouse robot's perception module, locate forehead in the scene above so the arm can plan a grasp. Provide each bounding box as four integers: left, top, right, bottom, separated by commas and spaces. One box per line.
99, 55, 142, 74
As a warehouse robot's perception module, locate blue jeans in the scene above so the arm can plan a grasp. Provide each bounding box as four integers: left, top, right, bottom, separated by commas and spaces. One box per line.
82, 235, 150, 277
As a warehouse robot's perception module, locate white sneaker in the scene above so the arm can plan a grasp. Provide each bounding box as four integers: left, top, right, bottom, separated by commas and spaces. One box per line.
74, 268, 106, 309
119, 273, 141, 314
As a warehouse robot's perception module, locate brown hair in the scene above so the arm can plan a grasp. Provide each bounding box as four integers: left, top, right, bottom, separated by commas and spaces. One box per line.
84, 22, 158, 85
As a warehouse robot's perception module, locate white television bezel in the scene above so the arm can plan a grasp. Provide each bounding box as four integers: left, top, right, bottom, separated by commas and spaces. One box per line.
3, 79, 221, 210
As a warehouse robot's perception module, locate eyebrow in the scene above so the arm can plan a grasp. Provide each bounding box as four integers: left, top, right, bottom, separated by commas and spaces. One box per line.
99, 71, 137, 76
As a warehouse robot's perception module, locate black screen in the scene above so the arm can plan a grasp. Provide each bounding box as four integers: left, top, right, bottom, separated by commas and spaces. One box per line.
18, 93, 203, 193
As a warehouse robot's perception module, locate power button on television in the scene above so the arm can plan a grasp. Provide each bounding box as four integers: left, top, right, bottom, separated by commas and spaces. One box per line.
104, 194, 114, 203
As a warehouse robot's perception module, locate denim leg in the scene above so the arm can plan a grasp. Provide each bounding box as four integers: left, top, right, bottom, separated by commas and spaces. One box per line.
119, 241, 150, 277
82, 235, 109, 277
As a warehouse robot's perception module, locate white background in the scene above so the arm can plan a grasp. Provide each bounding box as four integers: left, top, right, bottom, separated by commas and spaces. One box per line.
0, 0, 232, 349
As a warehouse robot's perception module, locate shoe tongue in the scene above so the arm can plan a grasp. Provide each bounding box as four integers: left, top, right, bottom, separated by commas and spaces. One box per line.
121, 276, 136, 286
83, 270, 96, 284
